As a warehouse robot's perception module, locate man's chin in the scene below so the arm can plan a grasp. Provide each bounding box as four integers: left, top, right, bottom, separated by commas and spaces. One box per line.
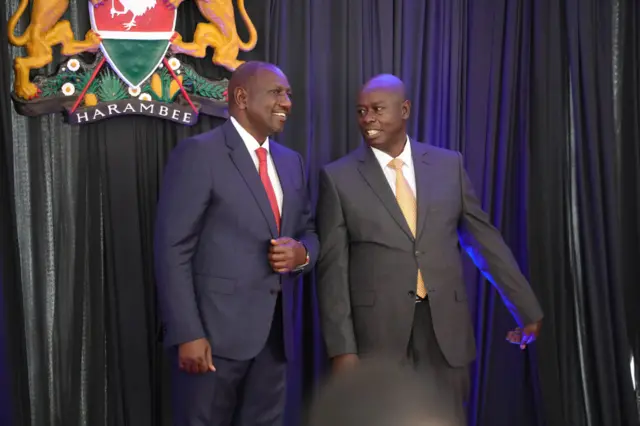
362, 135, 385, 146
269, 125, 285, 135
269, 119, 286, 134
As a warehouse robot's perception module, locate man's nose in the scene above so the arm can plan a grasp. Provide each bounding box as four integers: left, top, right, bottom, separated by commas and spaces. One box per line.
279, 93, 292, 110
363, 112, 376, 123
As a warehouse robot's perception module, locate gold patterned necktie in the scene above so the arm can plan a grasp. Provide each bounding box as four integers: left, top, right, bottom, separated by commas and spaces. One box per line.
388, 158, 427, 298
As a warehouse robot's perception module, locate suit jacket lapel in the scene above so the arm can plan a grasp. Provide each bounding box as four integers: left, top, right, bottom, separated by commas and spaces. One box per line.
412, 140, 434, 240
269, 143, 295, 237
357, 145, 414, 239
224, 121, 278, 237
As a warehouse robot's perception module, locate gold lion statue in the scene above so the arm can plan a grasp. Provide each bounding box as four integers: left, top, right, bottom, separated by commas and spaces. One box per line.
7, 0, 104, 100
164, 0, 258, 71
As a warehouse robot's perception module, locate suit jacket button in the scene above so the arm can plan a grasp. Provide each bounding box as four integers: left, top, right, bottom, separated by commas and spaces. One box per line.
408, 290, 415, 297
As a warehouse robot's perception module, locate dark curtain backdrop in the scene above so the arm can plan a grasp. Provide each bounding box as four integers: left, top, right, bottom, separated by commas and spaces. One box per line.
618, 0, 640, 413
1, 1, 639, 426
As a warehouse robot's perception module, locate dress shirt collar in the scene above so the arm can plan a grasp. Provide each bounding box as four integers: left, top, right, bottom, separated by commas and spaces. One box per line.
230, 116, 270, 153
370, 135, 412, 168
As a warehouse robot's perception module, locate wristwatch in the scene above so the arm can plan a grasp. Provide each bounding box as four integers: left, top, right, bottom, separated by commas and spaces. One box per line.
292, 242, 310, 272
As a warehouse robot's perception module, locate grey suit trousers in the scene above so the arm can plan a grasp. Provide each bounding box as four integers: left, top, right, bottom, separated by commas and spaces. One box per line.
406, 299, 469, 425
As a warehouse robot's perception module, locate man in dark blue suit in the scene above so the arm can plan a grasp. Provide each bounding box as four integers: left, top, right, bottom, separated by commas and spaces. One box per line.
154, 61, 319, 426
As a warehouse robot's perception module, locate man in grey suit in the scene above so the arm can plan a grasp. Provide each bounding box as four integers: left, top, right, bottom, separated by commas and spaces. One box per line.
315, 74, 543, 420
155, 61, 319, 426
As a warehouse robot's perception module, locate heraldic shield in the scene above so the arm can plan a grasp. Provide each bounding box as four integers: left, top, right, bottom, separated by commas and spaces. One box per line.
90, 0, 177, 88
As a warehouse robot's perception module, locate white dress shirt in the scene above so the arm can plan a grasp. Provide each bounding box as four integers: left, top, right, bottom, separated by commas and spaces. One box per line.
230, 116, 283, 214
370, 136, 416, 197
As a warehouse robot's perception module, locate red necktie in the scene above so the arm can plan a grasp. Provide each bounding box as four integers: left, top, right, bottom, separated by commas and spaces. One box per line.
255, 147, 280, 233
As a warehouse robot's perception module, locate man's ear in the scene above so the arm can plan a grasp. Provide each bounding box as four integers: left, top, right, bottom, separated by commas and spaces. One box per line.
401, 100, 411, 120
234, 87, 248, 110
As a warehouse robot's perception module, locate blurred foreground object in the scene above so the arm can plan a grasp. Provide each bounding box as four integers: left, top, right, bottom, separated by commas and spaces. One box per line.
306, 358, 465, 426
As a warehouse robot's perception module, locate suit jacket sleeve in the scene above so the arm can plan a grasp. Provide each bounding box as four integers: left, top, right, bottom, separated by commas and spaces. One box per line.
154, 138, 210, 347
456, 153, 544, 327
292, 153, 319, 273
316, 168, 357, 357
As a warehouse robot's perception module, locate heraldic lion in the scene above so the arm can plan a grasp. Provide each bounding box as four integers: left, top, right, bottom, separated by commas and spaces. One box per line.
165, 0, 258, 71
8, 0, 104, 100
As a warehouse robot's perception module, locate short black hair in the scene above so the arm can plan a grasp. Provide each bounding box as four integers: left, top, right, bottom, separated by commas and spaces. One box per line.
227, 61, 282, 110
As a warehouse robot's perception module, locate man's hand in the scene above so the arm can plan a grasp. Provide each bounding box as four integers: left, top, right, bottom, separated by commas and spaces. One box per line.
506, 320, 542, 350
331, 354, 359, 374
178, 338, 216, 374
268, 237, 306, 273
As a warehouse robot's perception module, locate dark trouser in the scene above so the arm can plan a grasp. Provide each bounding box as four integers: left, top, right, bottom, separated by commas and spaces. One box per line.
171, 297, 287, 426
407, 298, 470, 425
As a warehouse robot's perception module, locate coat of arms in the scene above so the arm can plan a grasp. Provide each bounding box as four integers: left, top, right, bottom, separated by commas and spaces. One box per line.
7, 0, 257, 125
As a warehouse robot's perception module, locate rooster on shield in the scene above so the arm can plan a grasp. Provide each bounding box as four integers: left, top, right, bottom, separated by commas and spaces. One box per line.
110, 0, 157, 31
